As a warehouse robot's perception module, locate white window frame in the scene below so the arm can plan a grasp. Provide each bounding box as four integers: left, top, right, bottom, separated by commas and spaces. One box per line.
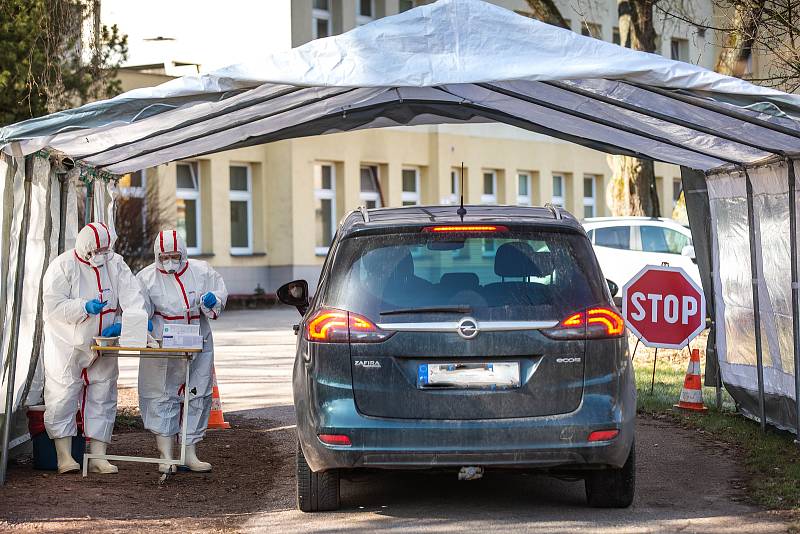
551, 173, 565, 207
312, 2, 331, 39
356, 0, 375, 25
449, 167, 461, 204
583, 174, 597, 218
176, 161, 202, 256
517, 172, 531, 205
481, 170, 497, 204
314, 163, 336, 256
229, 163, 253, 255
360, 164, 382, 208
401, 167, 420, 205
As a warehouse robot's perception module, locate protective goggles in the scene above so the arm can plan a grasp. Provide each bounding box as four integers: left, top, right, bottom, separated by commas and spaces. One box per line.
158, 252, 183, 262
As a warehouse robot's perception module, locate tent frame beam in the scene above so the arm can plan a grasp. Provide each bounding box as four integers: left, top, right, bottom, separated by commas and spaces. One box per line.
624, 82, 800, 142
477, 83, 743, 167
544, 81, 782, 156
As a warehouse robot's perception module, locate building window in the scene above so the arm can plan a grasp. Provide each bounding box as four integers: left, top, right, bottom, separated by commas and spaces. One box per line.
229, 164, 253, 255
399, 0, 417, 12
673, 178, 682, 208
176, 161, 201, 255
118, 170, 147, 254
612, 27, 620, 45
449, 167, 462, 204
401, 167, 420, 206
356, 0, 374, 25
481, 171, 497, 204
583, 175, 597, 219
517, 173, 531, 205
670, 38, 689, 62
314, 163, 336, 255
312, 0, 331, 39
581, 23, 601, 39
360, 165, 382, 209
552, 174, 565, 207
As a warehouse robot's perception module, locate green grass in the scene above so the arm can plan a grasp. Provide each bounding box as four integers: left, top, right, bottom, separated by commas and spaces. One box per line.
633, 352, 800, 512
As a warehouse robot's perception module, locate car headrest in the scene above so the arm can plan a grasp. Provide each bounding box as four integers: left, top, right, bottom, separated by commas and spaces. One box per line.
494, 242, 544, 278
389, 251, 414, 280
440, 272, 480, 290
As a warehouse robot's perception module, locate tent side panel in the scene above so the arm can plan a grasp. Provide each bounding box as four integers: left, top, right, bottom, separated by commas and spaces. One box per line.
709, 162, 798, 432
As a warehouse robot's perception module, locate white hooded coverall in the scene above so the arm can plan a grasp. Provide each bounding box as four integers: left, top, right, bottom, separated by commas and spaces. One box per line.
43, 222, 146, 443
137, 231, 227, 444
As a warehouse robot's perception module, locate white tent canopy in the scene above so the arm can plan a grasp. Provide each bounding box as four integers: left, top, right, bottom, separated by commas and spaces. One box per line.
2, 0, 800, 173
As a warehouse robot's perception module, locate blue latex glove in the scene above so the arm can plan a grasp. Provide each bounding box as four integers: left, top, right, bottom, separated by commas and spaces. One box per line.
148, 319, 154, 332
202, 292, 217, 308
101, 323, 121, 337
85, 299, 107, 315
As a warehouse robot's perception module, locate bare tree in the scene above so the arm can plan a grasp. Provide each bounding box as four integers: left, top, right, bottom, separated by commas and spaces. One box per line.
525, 0, 661, 217
114, 180, 171, 273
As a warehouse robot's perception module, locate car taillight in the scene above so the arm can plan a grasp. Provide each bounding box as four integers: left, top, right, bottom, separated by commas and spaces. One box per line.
304, 308, 392, 343
318, 434, 352, 446
422, 225, 509, 233
588, 429, 619, 442
542, 307, 625, 340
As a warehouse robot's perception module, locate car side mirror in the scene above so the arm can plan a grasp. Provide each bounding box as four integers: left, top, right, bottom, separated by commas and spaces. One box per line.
606, 279, 619, 297
277, 280, 310, 315
681, 245, 696, 261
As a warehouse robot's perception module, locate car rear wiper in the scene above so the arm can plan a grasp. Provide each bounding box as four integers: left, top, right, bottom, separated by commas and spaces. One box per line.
380, 306, 472, 316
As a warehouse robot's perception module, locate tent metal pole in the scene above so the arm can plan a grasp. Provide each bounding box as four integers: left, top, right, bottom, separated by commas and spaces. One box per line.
788, 159, 800, 442
744, 169, 767, 432
623, 81, 800, 142
0, 155, 34, 485
84, 179, 93, 225
58, 173, 68, 254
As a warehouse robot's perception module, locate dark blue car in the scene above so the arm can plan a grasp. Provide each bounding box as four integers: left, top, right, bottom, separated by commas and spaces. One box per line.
278, 205, 636, 512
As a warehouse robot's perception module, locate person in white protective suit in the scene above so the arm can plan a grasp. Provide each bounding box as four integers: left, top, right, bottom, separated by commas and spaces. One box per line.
42, 222, 147, 474
137, 230, 227, 473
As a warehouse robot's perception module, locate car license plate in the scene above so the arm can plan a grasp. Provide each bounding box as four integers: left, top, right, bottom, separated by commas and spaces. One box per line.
417, 362, 520, 389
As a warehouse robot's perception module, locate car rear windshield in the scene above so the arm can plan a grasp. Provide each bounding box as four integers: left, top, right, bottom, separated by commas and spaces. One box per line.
322, 228, 606, 321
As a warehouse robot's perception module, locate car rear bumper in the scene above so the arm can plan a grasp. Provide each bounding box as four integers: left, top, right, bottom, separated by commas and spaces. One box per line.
296, 395, 635, 472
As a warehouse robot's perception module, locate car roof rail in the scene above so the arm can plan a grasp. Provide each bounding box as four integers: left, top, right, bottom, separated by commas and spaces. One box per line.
544, 203, 562, 220
358, 205, 370, 223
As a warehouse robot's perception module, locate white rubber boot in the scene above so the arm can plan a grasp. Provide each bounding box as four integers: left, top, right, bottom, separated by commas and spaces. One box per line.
156, 435, 176, 474
184, 443, 212, 472
54, 437, 80, 474
88, 440, 118, 474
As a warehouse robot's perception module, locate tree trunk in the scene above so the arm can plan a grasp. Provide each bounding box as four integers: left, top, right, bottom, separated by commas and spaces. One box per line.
609, 0, 660, 217
715, 1, 765, 77
524, 0, 570, 29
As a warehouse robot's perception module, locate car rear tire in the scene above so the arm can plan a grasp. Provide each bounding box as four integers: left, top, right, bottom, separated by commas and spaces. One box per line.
585, 442, 635, 508
296, 441, 340, 512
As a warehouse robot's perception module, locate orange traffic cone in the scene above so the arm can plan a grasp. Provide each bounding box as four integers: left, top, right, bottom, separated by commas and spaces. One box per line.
207, 366, 231, 429
674, 349, 708, 412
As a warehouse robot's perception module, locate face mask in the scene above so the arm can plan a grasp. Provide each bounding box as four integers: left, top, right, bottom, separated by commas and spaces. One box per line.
162, 259, 180, 273
89, 251, 110, 267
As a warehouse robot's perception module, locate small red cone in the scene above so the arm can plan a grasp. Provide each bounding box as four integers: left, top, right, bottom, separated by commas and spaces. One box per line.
674, 349, 708, 412
207, 366, 231, 429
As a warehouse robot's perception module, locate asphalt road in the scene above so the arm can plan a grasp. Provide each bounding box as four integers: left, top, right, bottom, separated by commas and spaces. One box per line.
118, 309, 787, 533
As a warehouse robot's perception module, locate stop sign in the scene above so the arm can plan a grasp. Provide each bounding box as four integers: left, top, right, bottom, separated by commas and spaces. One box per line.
621, 265, 706, 349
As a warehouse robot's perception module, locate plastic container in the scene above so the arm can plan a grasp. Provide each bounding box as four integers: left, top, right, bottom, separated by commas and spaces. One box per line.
26, 406, 85, 471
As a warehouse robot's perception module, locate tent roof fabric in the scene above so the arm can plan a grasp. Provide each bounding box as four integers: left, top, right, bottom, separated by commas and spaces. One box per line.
2, 0, 800, 173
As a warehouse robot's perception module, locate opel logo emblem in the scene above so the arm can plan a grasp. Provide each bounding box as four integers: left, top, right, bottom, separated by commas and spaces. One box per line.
458, 317, 479, 340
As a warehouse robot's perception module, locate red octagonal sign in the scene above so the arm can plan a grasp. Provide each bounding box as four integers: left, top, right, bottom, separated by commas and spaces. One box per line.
622, 265, 706, 349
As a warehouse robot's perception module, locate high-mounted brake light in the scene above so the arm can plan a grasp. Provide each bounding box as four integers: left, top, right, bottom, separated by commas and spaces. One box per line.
422, 225, 509, 233
304, 308, 393, 343
542, 307, 625, 340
